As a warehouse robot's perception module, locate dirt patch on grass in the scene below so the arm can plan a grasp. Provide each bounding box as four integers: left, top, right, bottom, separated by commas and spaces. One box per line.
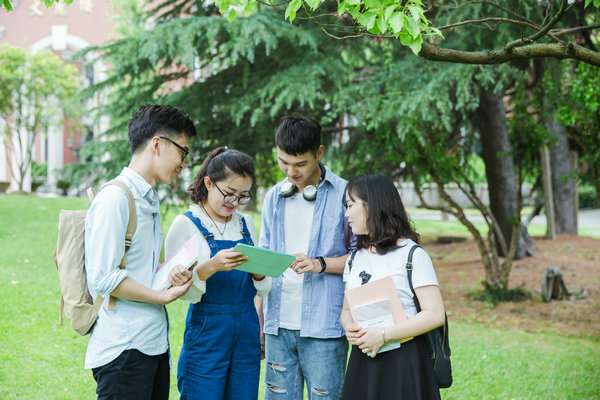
427, 234, 600, 339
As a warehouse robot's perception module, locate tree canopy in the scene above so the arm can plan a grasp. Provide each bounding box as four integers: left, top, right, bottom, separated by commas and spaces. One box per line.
213, 0, 600, 66
0, 43, 80, 191
68, 2, 355, 193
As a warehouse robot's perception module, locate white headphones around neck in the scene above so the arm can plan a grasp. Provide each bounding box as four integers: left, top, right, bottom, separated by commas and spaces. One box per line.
280, 162, 325, 202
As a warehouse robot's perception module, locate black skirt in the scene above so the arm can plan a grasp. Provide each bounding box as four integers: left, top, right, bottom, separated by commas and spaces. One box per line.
341, 334, 441, 400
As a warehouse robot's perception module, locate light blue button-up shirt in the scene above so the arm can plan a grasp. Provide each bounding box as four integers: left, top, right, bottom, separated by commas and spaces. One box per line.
84, 167, 167, 369
260, 165, 348, 338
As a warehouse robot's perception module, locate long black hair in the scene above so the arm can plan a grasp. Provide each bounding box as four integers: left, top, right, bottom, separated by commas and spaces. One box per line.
188, 147, 256, 204
344, 173, 419, 255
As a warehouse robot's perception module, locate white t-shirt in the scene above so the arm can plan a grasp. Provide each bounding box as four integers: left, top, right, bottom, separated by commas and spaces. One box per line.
343, 239, 438, 318
279, 192, 315, 329
165, 204, 271, 304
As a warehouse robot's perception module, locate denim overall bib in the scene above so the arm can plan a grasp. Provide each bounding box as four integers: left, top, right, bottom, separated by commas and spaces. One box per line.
177, 211, 261, 400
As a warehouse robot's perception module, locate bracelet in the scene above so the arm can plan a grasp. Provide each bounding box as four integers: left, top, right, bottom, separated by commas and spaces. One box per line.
252, 274, 266, 281
381, 327, 386, 344
317, 256, 326, 273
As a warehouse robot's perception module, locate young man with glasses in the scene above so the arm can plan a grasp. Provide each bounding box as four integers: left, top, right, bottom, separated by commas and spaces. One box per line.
165, 147, 271, 400
84, 104, 197, 400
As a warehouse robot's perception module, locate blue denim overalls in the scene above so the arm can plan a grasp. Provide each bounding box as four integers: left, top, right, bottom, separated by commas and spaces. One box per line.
177, 211, 261, 400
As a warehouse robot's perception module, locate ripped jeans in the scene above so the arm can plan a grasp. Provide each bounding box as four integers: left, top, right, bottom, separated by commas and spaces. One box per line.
264, 329, 347, 400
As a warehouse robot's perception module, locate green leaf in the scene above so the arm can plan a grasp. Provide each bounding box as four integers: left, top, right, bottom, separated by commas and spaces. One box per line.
399, 32, 412, 46
408, 34, 423, 55
243, 1, 255, 16
384, 5, 396, 21
585, 0, 591, 7
226, 8, 237, 22
594, 0, 599, 7
348, 6, 360, 19
377, 15, 387, 34
408, 5, 425, 21
389, 12, 404, 34
2, 0, 12, 11
429, 27, 443, 38
358, 11, 377, 30
363, 0, 382, 10
287, 0, 302, 21
338, 0, 348, 16
306, 0, 321, 10
407, 15, 421, 39
218, 1, 228, 15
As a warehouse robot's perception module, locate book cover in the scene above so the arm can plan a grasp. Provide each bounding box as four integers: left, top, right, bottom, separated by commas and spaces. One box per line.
345, 275, 413, 351
152, 234, 199, 291
232, 243, 295, 277
353, 298, 401, 354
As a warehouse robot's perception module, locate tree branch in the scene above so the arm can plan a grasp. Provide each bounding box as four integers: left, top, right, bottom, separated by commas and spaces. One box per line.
551, 23, 600, 37
505, 0, 572, 51
457, 1, 537, 26
438, 17, 560, 42
419, 41, 600, 67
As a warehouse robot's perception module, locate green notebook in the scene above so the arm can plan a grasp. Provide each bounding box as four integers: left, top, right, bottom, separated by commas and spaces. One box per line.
233, 244, 295, 277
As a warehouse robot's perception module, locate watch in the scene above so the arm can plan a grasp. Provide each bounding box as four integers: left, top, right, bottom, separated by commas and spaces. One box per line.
317, 256, 326, 273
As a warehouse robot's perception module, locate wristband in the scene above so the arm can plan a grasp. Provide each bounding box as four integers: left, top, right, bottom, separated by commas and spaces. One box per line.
252, 274, 266, 281
317, 256, 326, 273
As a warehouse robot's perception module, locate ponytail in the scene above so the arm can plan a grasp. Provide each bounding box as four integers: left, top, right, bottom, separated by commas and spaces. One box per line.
188, 147, 256, 204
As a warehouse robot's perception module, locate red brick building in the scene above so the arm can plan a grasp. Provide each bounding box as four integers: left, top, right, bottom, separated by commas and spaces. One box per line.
0, 0, 116, 192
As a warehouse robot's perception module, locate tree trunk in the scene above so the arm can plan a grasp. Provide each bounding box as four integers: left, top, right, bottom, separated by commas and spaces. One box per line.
474, 89, 526, 260
547, 119, 578, 234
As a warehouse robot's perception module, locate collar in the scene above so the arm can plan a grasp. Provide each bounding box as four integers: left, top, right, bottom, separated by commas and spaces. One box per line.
121, 167, 155, 199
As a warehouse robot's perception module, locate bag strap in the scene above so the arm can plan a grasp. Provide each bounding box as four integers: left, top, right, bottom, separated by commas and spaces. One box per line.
348, 249, 358, 272
99, 180, 137, 311
105, 180, 137, 256
406, 244, 451, 359
406, 244, 422, 312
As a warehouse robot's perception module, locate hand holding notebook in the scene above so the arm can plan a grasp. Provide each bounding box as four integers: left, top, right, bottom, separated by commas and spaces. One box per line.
152, 235, 199, 291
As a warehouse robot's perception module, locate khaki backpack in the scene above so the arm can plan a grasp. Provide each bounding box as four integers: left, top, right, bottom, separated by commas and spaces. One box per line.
53, 180, 137, 335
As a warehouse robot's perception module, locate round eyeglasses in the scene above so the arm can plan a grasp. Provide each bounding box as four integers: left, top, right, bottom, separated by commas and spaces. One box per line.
212, 181, 253, 205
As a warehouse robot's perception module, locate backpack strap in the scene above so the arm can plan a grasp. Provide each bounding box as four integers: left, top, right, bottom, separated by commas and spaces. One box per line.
101, 180, 137, 311
405, 244, 422, 312
348, 249, 358, 272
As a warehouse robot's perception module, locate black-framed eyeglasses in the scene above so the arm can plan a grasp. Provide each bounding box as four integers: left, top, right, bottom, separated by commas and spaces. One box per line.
159, 136, 189, 161
212, 181, 253, 205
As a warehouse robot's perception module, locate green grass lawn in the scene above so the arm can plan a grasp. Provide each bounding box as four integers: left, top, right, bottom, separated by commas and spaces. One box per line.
0, 194, 598, 399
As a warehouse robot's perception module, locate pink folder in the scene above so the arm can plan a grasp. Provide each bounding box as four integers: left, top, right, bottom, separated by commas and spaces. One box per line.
152, 234, 199, 291
345, 275, 412, 342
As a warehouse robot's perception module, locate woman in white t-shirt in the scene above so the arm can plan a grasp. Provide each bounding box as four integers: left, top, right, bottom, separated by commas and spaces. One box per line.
340, 173, 445, 400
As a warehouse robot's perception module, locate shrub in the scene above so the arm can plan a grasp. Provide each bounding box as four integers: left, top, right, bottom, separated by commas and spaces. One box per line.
578, 185, 597, 209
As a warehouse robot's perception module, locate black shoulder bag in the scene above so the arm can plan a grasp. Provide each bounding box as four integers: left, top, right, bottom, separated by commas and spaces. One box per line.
406, 245, 453, 389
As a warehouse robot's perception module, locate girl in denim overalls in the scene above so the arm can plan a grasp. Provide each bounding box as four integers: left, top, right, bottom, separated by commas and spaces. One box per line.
165, 148, 271, 400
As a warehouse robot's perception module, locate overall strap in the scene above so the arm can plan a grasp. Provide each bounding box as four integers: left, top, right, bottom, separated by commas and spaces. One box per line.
239, 216, 254, 246
406, 244, 422, 312
348, 249, 358, 272
184, 211, 217, 250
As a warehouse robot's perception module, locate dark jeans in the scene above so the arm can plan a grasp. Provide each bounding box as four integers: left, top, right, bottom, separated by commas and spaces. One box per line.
92, 349, 170, 400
